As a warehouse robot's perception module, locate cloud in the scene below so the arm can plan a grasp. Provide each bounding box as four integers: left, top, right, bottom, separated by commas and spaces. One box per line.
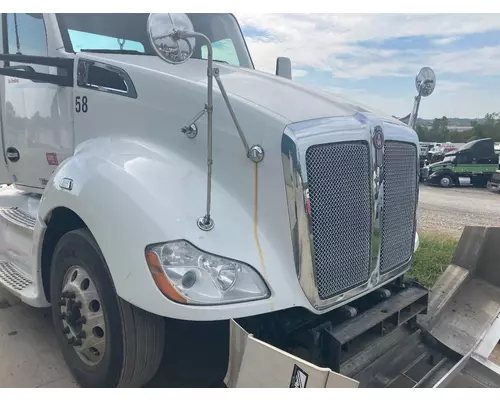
435, 80, 474, 93
431, 36, 460, 46
292, 69, 308, 78
237, 13, 500, 118
323, 85, 497, 119
239, 13, 500, 79
238, 13, 500, 46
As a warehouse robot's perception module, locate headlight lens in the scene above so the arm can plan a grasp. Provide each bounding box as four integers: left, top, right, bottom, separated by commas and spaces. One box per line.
145, 240, 270, 305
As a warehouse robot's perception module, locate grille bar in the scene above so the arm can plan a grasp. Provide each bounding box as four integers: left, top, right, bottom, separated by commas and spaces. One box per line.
380, 141, 418, 274
305, 141, 372, 300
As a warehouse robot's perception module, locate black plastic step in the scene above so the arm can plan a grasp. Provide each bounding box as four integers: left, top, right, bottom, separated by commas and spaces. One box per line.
308, 282, 429, 373
331, 284, 429, 346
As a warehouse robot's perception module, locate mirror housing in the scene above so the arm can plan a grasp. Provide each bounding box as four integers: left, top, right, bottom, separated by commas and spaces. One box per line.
147, 13, 196, 64
275, 57, 292, 80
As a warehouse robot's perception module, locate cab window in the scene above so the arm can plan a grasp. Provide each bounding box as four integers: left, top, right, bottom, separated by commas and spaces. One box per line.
6, 13, 48, 56
67, 29, 145, 53
201, 38, 240, 66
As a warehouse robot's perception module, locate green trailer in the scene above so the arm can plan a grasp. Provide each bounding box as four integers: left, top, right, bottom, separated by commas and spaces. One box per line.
421, 138, 498, 188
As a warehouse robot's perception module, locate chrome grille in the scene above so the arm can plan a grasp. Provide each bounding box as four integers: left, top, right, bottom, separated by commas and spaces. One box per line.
380, 141, 418, 274
305, 142, 372, 300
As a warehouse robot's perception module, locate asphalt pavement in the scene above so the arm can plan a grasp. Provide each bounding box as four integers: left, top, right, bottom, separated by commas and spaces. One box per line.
0, 290, 77, 387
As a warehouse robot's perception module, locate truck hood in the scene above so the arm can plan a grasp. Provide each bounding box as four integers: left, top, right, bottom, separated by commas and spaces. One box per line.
427, 160, 449, 170
82, 53, 407, 125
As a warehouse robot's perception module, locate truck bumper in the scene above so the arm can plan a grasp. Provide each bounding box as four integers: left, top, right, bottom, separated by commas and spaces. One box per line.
487, 180, 500, 193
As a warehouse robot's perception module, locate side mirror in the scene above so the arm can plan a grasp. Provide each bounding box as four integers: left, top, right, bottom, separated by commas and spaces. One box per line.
275, 57, 292, 80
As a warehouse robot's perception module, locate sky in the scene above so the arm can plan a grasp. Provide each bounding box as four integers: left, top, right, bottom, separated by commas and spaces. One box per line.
235, 13, 500, 120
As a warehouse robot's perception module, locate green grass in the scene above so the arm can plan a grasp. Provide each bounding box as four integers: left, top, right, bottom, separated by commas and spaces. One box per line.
408, 232, 459, 288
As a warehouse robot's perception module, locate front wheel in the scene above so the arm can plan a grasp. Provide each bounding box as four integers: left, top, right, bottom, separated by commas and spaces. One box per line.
50, 228, 165, 388
439, 175, 454, 188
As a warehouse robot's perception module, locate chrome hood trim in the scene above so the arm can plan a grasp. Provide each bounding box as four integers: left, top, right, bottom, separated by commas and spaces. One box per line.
281, 113, 419, 310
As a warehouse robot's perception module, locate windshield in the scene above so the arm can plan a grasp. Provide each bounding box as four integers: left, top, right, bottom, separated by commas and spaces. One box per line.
56, 13, 254, 69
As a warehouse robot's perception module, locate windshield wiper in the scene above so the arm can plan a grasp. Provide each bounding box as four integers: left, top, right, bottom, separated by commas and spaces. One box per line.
80, 49, 150, 55
213, 59, 229, 64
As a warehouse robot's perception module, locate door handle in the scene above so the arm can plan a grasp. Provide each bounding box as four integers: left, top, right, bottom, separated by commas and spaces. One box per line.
4, 65, 36, 73
6, 147, 20, 162
3, 65, 43, 83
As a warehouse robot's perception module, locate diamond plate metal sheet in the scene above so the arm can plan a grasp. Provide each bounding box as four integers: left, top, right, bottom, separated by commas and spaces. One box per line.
305, 142, 372, 299
0, 262, 32, 291
380, 141, 418, 274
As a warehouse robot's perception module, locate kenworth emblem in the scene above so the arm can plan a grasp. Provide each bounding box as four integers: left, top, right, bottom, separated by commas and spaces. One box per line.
372, 125, 384, 169
373, 126, 384, 150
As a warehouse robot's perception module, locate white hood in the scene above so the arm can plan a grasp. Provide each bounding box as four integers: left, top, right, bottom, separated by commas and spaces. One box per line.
82, 54, 406, 125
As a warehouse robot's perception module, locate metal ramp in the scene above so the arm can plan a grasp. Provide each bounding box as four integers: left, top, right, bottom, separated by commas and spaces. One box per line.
340, 226, 500, 388
227, 225, 500, 388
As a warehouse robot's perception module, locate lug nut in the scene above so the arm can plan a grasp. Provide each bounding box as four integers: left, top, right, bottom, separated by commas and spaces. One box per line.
62, 291, 69, 298
62, 326, 70, 334
73, 338, 83, 346
76, 330, 86, 339
68, 336, 75, 344
60, 312, 67, 320
73, 301, 82, 309
76, 316, 86, 325
58, 299, 66, 306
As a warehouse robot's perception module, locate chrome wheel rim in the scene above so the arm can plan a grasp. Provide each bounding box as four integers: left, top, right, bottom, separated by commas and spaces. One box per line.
59, 265, 106, 366
441, 177, 451, 187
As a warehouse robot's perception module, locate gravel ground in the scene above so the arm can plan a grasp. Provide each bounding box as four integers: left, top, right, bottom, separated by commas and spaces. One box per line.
417, 184, 500, 238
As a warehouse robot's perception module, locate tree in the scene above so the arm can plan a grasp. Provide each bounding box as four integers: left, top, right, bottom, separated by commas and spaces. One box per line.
415, 124, 429, 141
415, 112, 500, 143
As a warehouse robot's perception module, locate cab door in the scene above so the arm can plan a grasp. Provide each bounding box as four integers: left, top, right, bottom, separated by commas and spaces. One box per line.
0, 15, 13, 184
0, 13, 74, 191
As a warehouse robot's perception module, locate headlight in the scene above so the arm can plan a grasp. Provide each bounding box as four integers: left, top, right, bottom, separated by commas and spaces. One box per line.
145, 240, 270, 305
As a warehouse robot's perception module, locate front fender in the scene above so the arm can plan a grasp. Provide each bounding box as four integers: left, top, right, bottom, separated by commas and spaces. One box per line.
38, 138, 190, 316
430, 168, 458, 181
37, 137, 300, 320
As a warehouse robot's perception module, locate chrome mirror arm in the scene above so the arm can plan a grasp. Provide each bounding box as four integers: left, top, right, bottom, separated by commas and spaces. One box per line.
178, 31, 264, 232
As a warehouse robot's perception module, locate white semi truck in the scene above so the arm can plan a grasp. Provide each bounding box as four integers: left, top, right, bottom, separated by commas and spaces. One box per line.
1, 13, 499, 389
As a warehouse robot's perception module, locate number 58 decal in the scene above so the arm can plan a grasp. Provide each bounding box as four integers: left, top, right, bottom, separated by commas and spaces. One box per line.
75, 96, 88, 113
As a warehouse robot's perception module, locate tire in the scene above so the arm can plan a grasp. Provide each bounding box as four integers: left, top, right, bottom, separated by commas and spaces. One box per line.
439, 175, 453, 188
50, 228, 165, 388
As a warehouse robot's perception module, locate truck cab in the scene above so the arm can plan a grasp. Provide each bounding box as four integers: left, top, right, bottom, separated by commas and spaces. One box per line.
0, 13, 422, 387
422, 138, 498, 188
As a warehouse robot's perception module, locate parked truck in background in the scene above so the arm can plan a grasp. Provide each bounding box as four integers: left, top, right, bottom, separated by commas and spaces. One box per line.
1, 13, 500, 389
421, 138, 498, 188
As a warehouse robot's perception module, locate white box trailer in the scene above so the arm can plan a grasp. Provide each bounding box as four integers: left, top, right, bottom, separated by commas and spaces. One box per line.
0, 13, 499, 388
